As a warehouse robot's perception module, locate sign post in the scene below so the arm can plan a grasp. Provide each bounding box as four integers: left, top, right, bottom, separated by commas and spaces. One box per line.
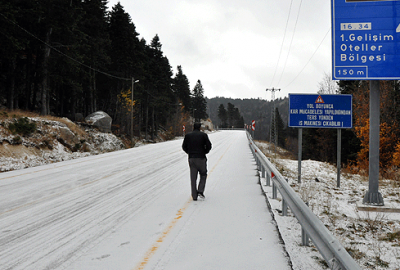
364, 81, 384, 205
289, 94, 352, 185
298, 128, 302, 184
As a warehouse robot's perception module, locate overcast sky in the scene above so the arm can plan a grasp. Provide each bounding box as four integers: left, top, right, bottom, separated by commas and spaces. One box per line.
107, 0, 332, 100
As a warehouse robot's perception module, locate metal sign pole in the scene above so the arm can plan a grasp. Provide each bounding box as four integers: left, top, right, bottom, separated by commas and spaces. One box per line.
298, 128, 302, 184
337, 128, 341, 188
363, 80, 384, 205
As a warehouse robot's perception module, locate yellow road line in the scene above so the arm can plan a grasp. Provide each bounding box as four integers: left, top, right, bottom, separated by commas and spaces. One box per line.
133, 142, 232, 269
133, 199, 191, 270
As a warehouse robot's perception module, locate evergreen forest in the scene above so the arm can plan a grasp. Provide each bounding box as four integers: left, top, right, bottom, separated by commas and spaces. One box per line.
0, 0, 208, 139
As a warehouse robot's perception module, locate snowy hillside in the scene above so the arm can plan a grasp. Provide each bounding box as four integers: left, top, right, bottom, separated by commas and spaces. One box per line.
256, 141, 400, 269
0, 114, 126, 172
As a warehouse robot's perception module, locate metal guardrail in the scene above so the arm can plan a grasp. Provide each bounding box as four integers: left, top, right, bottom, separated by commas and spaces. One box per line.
215, 128, 245, 131
246, 132, 361, 270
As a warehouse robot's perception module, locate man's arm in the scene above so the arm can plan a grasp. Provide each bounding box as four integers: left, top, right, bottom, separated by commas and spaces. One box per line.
204, 135, 212, 154
182, 136, 189, 154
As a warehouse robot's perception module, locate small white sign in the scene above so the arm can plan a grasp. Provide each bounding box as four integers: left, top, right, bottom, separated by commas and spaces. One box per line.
340, 23, 371, 31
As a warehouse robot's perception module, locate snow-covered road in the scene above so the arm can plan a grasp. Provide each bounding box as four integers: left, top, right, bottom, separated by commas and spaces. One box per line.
0, 131, 290, 270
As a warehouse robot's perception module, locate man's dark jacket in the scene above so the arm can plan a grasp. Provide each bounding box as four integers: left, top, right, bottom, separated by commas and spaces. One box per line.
182, 130, 212, 158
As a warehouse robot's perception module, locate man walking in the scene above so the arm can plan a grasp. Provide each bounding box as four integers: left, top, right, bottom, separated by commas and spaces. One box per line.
182, 122, 212, 201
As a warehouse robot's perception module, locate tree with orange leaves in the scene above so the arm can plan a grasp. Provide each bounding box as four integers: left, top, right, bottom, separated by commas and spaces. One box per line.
349, 81, 400, 175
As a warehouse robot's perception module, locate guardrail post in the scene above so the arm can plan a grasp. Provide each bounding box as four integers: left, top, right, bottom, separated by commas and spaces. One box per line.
282, 178, 288, 216
302, 227, 310, 246
282, 199, 288, 216
272, 182, 277, 199
302, 202, 310, 246
261, 165, 265, 179
266, 170, 271, 186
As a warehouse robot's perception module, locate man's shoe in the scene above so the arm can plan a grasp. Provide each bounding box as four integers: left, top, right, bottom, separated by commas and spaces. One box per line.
198, 192, 205, 199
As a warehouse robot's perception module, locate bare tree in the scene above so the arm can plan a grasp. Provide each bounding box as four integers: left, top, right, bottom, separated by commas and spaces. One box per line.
318, 72, 338, 94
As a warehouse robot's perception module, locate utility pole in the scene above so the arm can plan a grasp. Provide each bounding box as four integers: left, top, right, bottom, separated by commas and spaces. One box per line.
131, 78, 139, 144
266, 87, 281, 157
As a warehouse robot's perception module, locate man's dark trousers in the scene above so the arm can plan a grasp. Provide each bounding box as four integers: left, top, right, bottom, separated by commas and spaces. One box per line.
189, 158, 207, 200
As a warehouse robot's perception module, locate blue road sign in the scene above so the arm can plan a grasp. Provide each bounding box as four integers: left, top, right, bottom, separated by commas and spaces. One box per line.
289, 94, 353, 128
332, 0, 400, 80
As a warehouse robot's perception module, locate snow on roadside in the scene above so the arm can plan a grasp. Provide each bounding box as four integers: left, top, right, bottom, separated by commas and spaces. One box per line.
0, 115, 184, 173
256, 141, 400, 270
0, 117, 125, 172
0, 141, 91, 171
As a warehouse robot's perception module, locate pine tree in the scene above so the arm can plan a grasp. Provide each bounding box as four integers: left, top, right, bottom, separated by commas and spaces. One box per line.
49, 0, 88, 117
275, 108, 286, 148
108, 3, 139, 77
106, 2, 142, 134
173, 66, 191, 112
0, 0, 23, 110
227, 103, 235, 127
217, 104, 227, 128
192, 80, 208, 121
80, 0, 111, 114
147, 34, 173, 135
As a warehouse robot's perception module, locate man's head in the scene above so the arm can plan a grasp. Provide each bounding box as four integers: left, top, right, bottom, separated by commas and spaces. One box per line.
193, 122, 201, 130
